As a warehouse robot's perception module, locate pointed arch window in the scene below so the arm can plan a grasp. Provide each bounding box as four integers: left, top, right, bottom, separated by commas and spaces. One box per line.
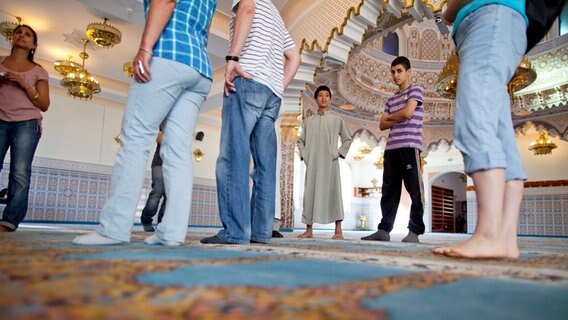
383, 32, 399, 56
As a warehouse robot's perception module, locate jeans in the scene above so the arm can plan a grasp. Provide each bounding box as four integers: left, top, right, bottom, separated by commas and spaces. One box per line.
453, 5, 527, 181
0, 119, 41, 230
97, 58, 211, 242
216, 77, 281, 244
140, 165, 166, 225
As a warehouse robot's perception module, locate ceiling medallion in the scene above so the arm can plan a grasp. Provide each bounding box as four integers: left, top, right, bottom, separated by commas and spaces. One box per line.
60, 39, 101, 100
86, 18, 121, 48
0, 16, 22, 42
528, 132, 557, 156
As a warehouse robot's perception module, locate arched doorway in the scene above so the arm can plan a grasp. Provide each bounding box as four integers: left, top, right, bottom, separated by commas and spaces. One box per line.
430, 171, 467, 233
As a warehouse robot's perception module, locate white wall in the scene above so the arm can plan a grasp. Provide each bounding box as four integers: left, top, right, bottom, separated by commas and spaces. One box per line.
34, 88, 223, 179
192, 123, 221, 180
37, 91, 124, 166
517, 128, 568, 181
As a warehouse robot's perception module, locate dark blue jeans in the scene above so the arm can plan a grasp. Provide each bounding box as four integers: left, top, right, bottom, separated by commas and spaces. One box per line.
140, 165, 166, 225
216, 77, 281, 244
0, 119, 41, 230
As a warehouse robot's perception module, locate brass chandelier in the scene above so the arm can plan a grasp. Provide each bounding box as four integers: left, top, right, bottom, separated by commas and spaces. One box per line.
54, 17, 121, 99
529, 132, 557, 156
0, 16, 21, 42
54, 54, 82, 76
60, 39, 101, 100
86, 18, 121, 48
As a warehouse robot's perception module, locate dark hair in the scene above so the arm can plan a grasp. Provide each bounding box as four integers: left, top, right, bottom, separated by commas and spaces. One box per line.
314, 85, 332, 99
391, 56, 411, 70
12, 24, 38, 63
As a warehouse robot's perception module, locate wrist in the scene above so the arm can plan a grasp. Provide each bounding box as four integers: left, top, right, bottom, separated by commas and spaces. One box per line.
139, 47, 153, 55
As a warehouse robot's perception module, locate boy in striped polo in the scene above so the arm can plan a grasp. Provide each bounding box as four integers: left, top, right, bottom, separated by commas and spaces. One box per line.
362, 56, 425, 243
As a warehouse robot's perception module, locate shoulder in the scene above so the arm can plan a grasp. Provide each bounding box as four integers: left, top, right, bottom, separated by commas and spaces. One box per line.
409, 84, 423, 94
34, 64, 48, 78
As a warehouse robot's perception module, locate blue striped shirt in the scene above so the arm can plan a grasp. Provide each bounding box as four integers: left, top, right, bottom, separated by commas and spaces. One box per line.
384, 84, 424, 151
144, 0, 216, 80
453, 0, 528, 36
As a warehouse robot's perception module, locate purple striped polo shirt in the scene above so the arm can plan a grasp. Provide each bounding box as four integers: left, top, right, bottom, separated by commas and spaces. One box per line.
384, 84, 424, 151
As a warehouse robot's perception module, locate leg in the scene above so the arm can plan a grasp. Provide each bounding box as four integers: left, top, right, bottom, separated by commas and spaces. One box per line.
298, 224, 313, 238
250, 91, 281, 243
207, 78, 266, 244
0, 121, 11, 215
378, 150, 402, 232
332, 220, 344, 240
401, 148, 425, 242
154, 68, 211, 244
157, 195, 166, 224
362, 151, 399, 241
140, 165, 165, 228
433, 169, 508, 257
73, 58, 192, 244
433, 5, 526, 258
0, 120, 41, 231
501, 180, 523, 256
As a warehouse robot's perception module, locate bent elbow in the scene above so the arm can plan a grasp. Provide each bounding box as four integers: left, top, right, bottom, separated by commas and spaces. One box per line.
40, 101, 50, 112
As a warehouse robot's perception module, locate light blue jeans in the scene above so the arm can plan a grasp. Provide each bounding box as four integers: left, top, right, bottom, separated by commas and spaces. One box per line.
97, 58, 211, 242
216, 77, 281, 244
454, 5, 527, 181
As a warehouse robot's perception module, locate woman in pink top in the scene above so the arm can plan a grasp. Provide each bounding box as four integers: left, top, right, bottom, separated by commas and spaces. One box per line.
0, 24, 50, 232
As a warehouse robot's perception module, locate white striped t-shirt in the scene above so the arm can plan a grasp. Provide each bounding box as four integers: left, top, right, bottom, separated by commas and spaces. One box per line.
231, 0, 296, 98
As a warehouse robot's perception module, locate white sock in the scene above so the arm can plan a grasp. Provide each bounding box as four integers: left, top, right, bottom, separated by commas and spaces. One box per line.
72, 231, 125, 245
144, 234, 183, 247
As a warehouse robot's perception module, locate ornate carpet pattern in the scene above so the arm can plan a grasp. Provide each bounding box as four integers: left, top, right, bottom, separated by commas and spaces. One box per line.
1, 227, 567, 320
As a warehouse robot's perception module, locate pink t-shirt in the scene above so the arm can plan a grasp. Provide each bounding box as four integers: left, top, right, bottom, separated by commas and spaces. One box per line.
0, 56, 49, 122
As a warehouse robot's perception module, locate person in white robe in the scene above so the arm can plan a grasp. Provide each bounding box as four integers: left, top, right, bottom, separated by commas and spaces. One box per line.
297, 86, 352, 239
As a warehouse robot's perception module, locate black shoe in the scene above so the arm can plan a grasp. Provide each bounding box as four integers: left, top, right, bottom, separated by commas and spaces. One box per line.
361, 230, 390, 241
272, 230, 284, 238
200, 235, 236, 244
402, 231, 419, 243
142, 224, 155, 232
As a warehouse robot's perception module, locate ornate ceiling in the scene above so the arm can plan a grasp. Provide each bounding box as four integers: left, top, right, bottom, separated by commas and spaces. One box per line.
286, 1, 568, 152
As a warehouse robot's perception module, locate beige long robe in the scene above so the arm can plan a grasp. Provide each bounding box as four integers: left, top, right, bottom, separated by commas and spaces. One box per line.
297, 112, 352, 224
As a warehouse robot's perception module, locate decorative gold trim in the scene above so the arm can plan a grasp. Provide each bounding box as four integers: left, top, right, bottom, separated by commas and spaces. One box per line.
299, 1, 366, 54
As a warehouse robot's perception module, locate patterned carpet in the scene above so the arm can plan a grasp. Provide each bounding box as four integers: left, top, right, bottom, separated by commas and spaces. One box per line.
1, 225, 567, 320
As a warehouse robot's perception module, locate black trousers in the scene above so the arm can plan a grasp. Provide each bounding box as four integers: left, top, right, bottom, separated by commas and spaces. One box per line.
378, 147, 425, 235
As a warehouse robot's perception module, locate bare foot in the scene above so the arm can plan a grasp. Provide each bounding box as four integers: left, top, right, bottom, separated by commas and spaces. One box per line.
297, 231, 313, 239
432, 235, 519, 259
332, 233, 344, 240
